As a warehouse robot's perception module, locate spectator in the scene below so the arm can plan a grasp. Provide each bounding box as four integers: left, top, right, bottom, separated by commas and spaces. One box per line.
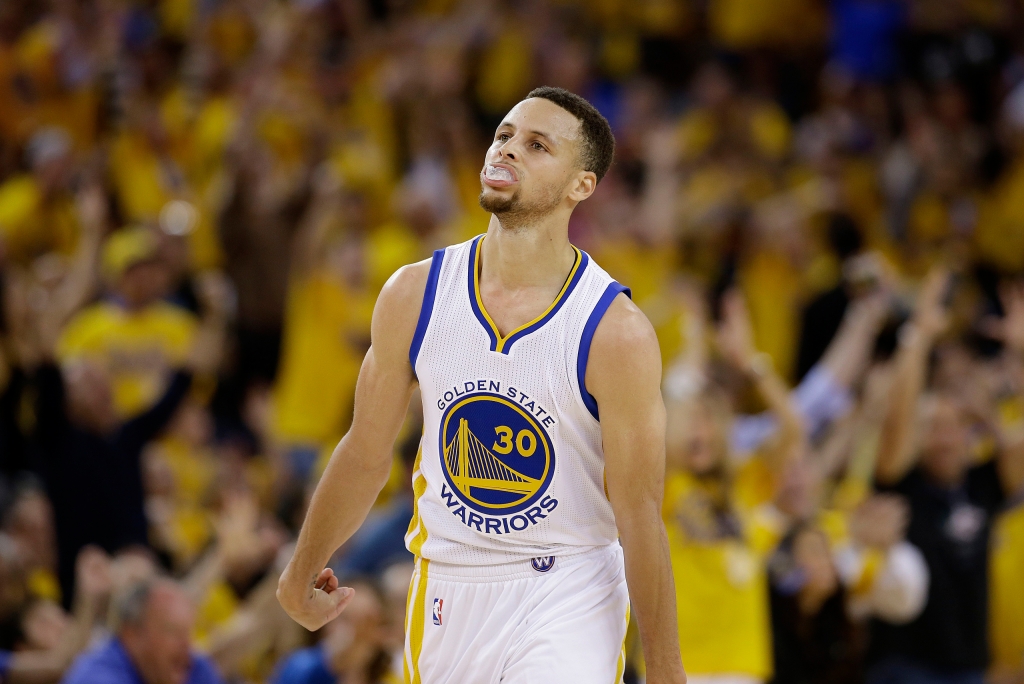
662, 290, 805, 684
1, 180, 106, 475
870, 269, 1024, 684
771, 524, 866, 684
18, 263, 225, 604
61, 578, 222, 684
730, 285, 891, 455
2, 1, 1024, 681
58, 227, 197, 419
829, 0, 907, 83
769, 495, 929, 684
2, 480, 59, 602
793, 213, 866, 380
989, 497, 1024, 684
0, 128, 78, 264
272, 169, 367, 483
987, 284, 1024, 683
0, 546, 111, 684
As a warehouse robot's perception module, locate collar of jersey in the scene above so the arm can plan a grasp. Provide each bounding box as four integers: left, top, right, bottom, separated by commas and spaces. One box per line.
468, 234, 588, 354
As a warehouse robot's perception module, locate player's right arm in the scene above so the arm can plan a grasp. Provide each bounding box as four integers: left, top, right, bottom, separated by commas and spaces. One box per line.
276, 260, 429, 631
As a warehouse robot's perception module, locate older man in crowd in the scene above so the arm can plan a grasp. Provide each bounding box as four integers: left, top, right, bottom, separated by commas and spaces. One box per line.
61, 578, 222, 684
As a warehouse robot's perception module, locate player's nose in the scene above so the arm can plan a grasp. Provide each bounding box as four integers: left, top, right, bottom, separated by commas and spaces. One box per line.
497, 136, 519, 161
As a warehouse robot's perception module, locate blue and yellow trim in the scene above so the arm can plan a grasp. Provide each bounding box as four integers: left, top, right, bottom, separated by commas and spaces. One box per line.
467, 235, 588, 354
409, 248, 446, 376
577, 281, 631, 421
403, 557, 430, 684
614, 602, 631, 683
404, 444, 428, 556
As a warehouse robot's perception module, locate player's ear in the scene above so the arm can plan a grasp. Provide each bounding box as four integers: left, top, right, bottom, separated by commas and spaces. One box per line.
567, 171, 597, 202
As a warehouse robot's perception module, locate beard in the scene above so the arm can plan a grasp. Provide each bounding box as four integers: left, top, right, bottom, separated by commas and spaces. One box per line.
478, 183, 562, 230
478, 187, 522, 215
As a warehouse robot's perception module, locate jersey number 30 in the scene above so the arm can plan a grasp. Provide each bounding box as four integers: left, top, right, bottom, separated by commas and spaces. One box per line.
492, 426, 537, 457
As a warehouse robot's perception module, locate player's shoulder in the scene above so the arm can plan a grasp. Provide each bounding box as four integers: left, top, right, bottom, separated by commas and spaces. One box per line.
375, 238, 469, 314
370, 255, 440, 356
584, 288, 662, 398
591, 293, 659, 358
377, 256, 435, 314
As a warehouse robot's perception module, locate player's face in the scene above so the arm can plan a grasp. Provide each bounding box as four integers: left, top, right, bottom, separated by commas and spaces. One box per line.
479, 98, 594, 221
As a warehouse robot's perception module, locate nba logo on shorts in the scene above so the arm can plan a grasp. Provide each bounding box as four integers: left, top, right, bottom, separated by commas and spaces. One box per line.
432, 598, 443, 626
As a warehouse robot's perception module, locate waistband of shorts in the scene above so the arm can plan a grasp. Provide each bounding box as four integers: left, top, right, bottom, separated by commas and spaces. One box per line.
416, 542, 621, 582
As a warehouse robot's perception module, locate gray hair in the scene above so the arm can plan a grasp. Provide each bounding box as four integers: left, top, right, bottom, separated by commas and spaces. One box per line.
26, 127, 71, 168
110, 578, 178, 632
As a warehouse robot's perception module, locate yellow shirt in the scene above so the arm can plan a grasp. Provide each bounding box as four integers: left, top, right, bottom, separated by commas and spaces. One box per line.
108, 129, 178, 223
273, 272, 366, 445
590, 239, 688, 364
976, 160, 1024, 273
990, 501, 1024, 671
366, 221, 426, 292
707, 0, 825, 49
475, 28, 534, 115
664, 458, 782, 679
58, 301, 198, 417
740, 250, 802, 382
0, 175, 79, 262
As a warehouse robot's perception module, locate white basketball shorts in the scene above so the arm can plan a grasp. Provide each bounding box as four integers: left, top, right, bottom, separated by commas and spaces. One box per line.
403, 543, 630, 684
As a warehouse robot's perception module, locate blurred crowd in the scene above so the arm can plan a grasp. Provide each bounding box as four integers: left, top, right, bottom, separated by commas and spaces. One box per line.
1, 0, 1024, 683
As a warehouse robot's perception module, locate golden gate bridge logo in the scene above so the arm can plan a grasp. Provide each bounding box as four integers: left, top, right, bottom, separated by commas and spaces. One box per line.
439, 394, 553, 514
445, 418, 540, 499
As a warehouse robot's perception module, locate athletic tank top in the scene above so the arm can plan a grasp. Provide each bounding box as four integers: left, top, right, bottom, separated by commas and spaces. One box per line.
405, 235, 630, 565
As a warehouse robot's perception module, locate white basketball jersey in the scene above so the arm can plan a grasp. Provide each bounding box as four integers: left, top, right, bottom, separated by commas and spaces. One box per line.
405, 235, 630, 565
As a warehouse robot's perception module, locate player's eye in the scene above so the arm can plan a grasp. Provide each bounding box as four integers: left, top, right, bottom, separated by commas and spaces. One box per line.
532, 142, 546, 151
497, 133, 510, 142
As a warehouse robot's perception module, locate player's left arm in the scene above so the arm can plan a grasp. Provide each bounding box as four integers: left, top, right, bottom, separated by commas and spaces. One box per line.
587, 294, 686, 684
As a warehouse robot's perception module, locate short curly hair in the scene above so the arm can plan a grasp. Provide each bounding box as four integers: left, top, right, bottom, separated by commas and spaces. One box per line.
526, 86, 615, 183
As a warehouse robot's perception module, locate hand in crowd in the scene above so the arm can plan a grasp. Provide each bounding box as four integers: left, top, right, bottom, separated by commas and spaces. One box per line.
73, 183, 108, 238
910, 267, 951, 344
847, 288, 892, 331
216, 489, 285, 581
1, 546, 112, 684
716, 289, 760, 373
74, 545, 112, 607
999, 282, 1024, 357
849, 494, 910, 551
185, 318, 226, 377
183, 270, 234, 377
981, 281, 1024, 357
194, 270, 236, 324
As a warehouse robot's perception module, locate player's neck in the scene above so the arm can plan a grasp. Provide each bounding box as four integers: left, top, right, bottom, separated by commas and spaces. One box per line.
482, 215, 575, 290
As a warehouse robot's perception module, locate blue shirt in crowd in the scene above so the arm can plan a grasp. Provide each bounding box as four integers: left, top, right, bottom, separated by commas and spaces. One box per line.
61, 637, 223, 684
830, 0, 907, 81
271, 646, 335, 684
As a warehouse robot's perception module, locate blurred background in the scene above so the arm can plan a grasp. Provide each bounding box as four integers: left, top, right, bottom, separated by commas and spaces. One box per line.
1, 0, 1024, 683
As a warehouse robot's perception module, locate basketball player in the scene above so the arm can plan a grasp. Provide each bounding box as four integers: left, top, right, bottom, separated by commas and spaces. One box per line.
277, 86, 686, 684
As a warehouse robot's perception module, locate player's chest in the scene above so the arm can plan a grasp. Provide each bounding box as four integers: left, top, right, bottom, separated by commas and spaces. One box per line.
476, 282, 565, 338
